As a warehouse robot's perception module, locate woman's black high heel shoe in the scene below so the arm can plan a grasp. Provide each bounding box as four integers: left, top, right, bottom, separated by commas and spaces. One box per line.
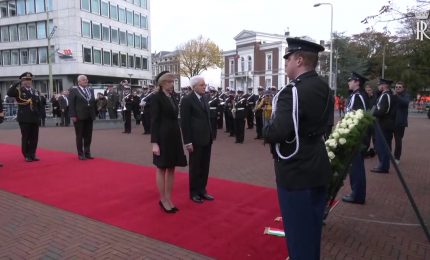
159, 201, 176, 213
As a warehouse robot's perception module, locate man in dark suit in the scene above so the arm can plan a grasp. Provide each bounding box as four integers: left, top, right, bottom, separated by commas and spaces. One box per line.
264, 38, 332, 260
7, 72, 43, 162
69, 75, 97, 160
180, 75, 214, 203
393, 81, 410, 165
371, 79, 397, 173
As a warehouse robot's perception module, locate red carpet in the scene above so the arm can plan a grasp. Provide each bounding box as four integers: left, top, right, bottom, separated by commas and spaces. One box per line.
0, 144, 287, 259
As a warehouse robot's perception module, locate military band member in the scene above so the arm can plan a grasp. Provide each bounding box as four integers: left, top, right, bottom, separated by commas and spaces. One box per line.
140, 85, 154, 135
216, 88, 225, 129
264, 38, 332, 259
254, 86, 265, 139
122, 85, 133, 134
224, 88, 236, 136
208, 87, 219, 140
233, 88, 246, 143
0, 94, 3, 167
104, 84, 119, 119
371, 79, 397, 173
245, 86, 258, 129
7, 72, 43, 162
342, 72, 369, 204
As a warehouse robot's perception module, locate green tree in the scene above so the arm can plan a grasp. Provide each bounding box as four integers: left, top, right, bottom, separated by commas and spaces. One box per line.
177, 36, 224, 79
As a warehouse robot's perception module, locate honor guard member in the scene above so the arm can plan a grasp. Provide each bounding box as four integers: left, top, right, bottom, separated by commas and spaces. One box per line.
224, 88, 235, 136
208, 87, 219, 139
245, 86, 258, 129
371, 78, 397, 173
140, 85, 154, 134
233, 87, 246, 143
216, 87, 225, 129
342, 72, 369, 204
122, 83, 133, 134
0, 94, 4, 167
7, 72, 43, 162
264, 38, 333, 259
254, 86, 265, 139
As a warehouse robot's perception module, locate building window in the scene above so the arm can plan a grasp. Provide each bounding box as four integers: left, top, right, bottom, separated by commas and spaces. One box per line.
248, 56, 252, 71
112, 52, 119, 66
93, 48, 101, 64
142, 57, 148, 70
266, 53, 272, 71
28, 48, 37, 64
102, 25, 110, 42
134, 13, 140, 27
0, 2, 7, 18
11, 50, 19, 65
141, 36, 147, 49
240, 57, 244, 72
126, 10, 133, 25
36, 21, 46, 39
119, 30, 126, 45
110, 3, 117, 20
26, 0, 35, 14
8, 1, 17, 16
82, 20, 91, 38
47, 0, 52, 11
127, 32, 134, 47
20, 49, 29, 65
38, 47, 47, 64
83, 46, 92, 63
17, 0, 26, 15
103, 50, 111, 65
1, 27, 9, 42
128, 54, 134, 68
111, 27, 118, 43
81, 0, 90, 11
27, 23, 36, 40
92, 22, 101, 40
9, 25, 18, 42
265, 78, 272, 88
120, 53, 127, 67
134, 35, 141, 49
118, 8, 126, 23
140, 15, 147, 29
18, 24, 27, 41
35, 0, 45, 13
101, 0, 109, 17
141, 0, 147, 9
135, 56, 141, 69
91, 0, 100, 14
2, 50, 11, 65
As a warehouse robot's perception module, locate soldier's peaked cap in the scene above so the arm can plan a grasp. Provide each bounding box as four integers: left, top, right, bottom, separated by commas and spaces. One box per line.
19, 72, 33, 80
379, 78, 393, 85
348, 71, 368, 83
284, 37, 325, 59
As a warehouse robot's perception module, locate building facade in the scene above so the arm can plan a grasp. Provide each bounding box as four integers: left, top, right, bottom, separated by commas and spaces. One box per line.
0, 0, 151, 98
151, 50, 181, 91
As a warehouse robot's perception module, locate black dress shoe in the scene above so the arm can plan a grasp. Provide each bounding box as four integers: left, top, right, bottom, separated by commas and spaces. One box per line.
370, 168, 388, 174
85, 155, 95, 159
31, 157, 40, 161
159, 201, 176, 213
201, 193, 214, 201
172, 207, 179, 212
191, 195, 204, 203
0, 163, 3, 167
78, 155, 87, 160
25, 157, 33, 162
342, 195, 365, 204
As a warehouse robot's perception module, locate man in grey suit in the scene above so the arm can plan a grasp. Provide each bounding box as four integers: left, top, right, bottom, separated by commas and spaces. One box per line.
69, 75, 97, 160
180, 76, 214, 203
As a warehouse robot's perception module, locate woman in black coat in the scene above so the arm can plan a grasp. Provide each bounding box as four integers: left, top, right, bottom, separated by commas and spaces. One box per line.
151, 71, 187, 213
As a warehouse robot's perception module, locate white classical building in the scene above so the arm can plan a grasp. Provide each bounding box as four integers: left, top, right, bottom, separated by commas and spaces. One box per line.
0, 0, 151, 97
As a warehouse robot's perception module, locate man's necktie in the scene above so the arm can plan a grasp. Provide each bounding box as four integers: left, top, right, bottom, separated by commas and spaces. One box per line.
200, 97, 205, 109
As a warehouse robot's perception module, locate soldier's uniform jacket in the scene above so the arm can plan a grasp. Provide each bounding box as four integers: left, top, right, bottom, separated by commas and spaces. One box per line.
374, 90, 397, 131
346, 89, 368, 112
208, 95, 219, 119
264, 71, 333, 190
234, 95, 246, 119
7, 82, 42, 123
123, 94, 134, 111
246, 93, 258, 109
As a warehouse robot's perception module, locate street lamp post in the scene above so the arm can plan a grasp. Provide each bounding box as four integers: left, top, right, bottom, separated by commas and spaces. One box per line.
128, 73, 133, 85
314, 2, 334, 96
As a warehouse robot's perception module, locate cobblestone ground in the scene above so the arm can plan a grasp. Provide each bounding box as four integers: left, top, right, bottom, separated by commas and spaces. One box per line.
0, 114, 429, 259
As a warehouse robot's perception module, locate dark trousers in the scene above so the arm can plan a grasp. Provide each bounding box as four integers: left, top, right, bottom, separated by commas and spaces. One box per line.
60, 108, 70, 126
123, 110, 132, 133
133, 109, 140, 124
189, 144, 212, 197
255, 112, 263, 138
394, 126, 405, 160
19, 122, 39, 158
375, 126, 393, 171
143, 108, 151, 134
224, 110, 231, 133
246, 108, 254, 128
217, 110, 223, 129
210, 117, 217, 140
73, 119, 93, 156
277, 185, 326, 260
234, 116, 245, 143
108, 107, 117, 119
349, 152, 366, 202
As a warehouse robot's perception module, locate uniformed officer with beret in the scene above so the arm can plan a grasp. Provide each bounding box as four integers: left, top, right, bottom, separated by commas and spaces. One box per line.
342, 72, 369, 204
264, 38, 333, 259
7, 72, 43, 162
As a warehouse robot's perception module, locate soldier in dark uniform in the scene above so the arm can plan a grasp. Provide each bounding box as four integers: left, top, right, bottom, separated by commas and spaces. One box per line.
216, 87, 225, 129
104, 84, 119, 119
245, 86, 258, 129
371, 79, 397, 173
342, 72, 369, 204
254, 86, 264, 139
233, 88, 246, 143
208, 87, 219, 140
264, 38, 332, 259
7, 72, 43, 162
132, 90, 141, 125
122, 86, 133, 134
0, 94, 3, 167
224, 88, 235, 136
141, 85, 154, 134
39, 93, 47, 127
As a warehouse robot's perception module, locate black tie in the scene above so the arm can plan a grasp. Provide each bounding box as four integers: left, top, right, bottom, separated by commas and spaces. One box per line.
200, 97, 205, 109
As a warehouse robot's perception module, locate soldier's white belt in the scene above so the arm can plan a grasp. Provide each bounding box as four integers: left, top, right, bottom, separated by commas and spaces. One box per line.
210, 107, 217, 110
237, 108, 245, 110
